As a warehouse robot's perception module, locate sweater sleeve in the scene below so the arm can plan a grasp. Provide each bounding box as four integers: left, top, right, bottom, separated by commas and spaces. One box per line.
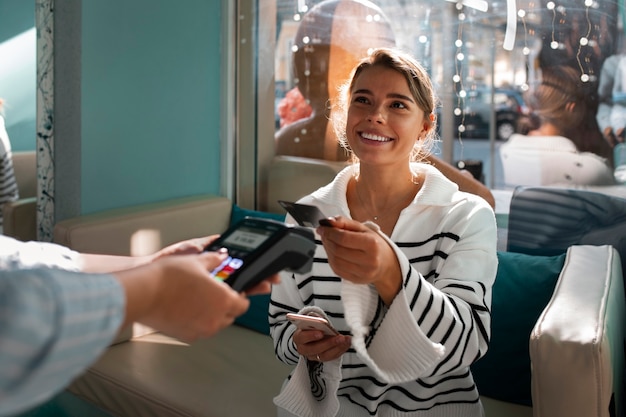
343, 202, 498, 384
0, 268, 124, 416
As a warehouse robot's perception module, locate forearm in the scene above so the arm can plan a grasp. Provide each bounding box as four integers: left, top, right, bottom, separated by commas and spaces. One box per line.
425, 155, 496, 208
79, 253, 152, 273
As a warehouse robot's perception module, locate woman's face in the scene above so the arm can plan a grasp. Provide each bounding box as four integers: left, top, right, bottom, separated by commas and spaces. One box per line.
346, 65, 429, 168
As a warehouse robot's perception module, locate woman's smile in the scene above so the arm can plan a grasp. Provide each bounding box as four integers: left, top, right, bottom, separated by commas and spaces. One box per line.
359, 131, 393, 143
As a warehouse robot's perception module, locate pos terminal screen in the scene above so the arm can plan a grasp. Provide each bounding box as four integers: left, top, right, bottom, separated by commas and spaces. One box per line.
211, 225, 272, 281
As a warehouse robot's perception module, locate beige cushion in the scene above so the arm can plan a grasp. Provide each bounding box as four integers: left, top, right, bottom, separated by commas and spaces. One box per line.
53, 195, 232, 256
2, 196, 36, 241
2, 151, 37, 241
12, 151, 36, 198
264, 155, 348, 213
530, 245, 625, 417
68, 326, 293, 417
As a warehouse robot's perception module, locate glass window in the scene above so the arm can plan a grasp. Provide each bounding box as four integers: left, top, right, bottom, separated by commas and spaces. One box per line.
242, 0, 621, 210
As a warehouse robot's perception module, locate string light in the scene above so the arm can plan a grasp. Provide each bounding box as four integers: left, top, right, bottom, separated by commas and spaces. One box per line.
297, 0, 307, 14
574, 0, 594, 83
517, 9, 530, 56
547, 2, 560, 50
454, 4, 467, 140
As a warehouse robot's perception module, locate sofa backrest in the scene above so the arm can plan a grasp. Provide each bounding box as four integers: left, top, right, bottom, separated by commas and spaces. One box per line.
264, 155, 349, 214
507, 186, 626, 256
53, 194, 232, 256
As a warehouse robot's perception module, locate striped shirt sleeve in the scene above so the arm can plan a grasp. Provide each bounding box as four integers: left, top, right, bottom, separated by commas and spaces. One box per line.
0, 268, 124, 416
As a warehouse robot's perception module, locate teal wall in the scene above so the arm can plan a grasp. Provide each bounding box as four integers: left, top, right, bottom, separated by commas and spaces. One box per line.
81, 0, 223, 214
0, 0, 36, 152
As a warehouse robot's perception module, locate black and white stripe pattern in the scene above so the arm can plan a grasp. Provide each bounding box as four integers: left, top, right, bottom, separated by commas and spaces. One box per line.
270, 163, 498, 416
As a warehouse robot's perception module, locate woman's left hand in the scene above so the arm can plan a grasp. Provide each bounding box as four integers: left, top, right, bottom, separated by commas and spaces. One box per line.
317, 216, 402, 303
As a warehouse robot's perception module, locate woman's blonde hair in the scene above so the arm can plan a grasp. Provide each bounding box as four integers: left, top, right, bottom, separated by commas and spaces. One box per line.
331, 47, 438, 162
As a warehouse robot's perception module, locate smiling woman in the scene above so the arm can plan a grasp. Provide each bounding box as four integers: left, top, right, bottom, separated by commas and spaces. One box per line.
270, 47, 498, 417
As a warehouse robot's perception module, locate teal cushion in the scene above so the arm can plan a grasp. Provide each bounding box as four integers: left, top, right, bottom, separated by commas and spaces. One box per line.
471, 251, 566, 406
229, 205, 285, 335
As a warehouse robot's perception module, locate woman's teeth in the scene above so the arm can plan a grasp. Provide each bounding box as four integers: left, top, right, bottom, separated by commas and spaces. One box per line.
361, 132, 391, 142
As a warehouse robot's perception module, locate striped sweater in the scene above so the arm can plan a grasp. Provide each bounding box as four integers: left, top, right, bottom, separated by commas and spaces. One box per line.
270, 163, 498, 417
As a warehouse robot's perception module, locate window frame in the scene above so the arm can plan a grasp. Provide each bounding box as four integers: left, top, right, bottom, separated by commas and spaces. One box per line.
229, 0, 277, 210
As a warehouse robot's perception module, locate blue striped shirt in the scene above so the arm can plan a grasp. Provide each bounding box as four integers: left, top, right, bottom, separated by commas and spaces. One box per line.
0, 237, 124, 416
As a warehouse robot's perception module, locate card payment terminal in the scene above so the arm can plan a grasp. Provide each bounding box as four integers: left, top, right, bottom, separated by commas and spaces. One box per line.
205, 217, 316, 292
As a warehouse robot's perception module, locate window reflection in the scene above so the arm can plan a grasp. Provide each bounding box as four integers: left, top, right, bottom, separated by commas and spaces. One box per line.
271, 0, 621, 189
275, 0, 395, 161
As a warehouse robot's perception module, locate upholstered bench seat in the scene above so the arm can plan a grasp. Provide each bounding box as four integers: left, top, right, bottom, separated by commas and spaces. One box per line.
46, 192, 624, 417
69, 326, 292, 417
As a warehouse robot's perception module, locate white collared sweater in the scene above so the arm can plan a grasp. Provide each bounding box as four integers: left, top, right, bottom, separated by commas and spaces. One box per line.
270, 163, 498, 417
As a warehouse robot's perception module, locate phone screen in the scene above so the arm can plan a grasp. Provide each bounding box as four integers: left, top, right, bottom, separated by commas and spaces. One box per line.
210, 225, 273, 281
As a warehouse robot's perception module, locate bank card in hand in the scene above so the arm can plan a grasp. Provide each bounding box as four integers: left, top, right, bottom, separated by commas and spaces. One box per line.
278, 200, 329, 228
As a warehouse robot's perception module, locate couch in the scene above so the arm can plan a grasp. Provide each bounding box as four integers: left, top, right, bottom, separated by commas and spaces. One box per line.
47, 187, 624, 417
506, 186, 626, 277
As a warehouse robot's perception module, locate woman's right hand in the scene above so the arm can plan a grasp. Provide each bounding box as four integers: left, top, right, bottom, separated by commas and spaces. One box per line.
317, 216, 402, 305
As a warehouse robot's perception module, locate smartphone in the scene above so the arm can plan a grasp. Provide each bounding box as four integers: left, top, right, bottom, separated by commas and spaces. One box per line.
205, 217, 316, 292
286, 312, 339, 337
278, 200, 329, 228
